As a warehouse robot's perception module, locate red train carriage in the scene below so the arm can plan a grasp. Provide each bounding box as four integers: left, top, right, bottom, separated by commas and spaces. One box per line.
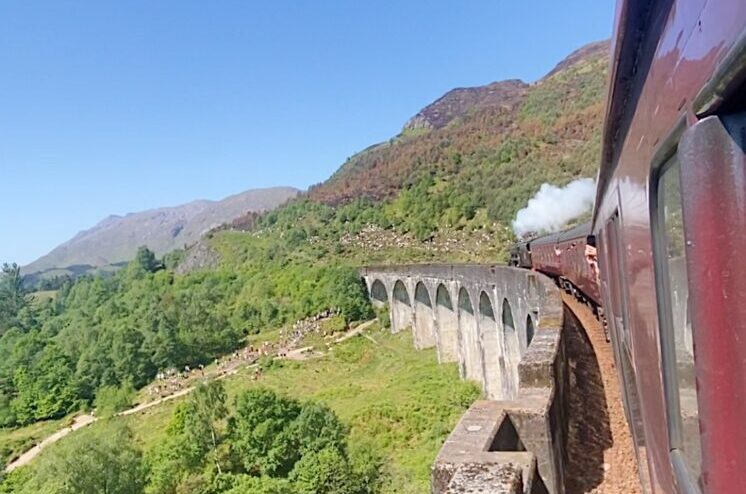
555, 223, 601, 306
594, 1, 746, 492
528, 231, 561, 277
528, 222, 601, 306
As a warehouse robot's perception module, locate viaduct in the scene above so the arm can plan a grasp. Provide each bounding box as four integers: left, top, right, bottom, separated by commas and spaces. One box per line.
360, 264, 574, 494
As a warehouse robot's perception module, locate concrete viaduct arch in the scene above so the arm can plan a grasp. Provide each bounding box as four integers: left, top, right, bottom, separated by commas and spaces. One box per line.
361, 264, 545, 399
391, 280, 413, 333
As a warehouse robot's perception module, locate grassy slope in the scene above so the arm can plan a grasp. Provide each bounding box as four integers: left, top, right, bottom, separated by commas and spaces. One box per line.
115, 326, 479, 493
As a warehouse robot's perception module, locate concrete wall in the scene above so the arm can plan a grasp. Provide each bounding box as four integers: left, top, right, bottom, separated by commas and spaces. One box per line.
360, 264, 567, 494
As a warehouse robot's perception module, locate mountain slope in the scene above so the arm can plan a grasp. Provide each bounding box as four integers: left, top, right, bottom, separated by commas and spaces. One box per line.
24, 186, 299, 274
309, 40, 609, 232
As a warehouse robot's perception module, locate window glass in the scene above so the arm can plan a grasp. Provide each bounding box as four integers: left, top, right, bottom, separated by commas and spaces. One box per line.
658, 158, 701, 484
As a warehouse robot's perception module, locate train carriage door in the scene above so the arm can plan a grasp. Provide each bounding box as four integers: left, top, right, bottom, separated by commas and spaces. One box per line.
651, 154, 702, 491
673, 107, 746, 493
601, 210, 651, 491
605, 214, 630, 351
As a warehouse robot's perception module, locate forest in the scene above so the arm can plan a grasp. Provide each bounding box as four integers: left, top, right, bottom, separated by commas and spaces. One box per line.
0, 238, 372, 430
2, 381, 383, 494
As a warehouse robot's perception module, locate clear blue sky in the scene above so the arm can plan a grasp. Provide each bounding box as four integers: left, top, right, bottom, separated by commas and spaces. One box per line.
0, 1, 614, 265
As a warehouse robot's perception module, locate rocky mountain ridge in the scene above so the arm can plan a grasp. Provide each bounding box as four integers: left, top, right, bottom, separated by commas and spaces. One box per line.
23, 186, 299, 274
403, 79, 528, 132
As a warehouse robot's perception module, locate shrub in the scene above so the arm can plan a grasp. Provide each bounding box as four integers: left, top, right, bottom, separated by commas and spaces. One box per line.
94, 381, 135, 418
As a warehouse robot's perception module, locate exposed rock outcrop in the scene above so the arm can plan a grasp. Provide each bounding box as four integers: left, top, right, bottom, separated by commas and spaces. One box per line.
404, 79, 528, 132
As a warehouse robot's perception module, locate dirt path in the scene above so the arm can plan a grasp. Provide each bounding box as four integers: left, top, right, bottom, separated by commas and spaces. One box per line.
335, 319, 376, 343
119, 386, 195, 417
4, 318, 377, 473
283, 346, 316, 361
5, 414, 95, 472
562, 294, 641, 494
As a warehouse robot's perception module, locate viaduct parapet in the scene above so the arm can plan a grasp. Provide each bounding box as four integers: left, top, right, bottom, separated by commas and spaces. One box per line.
360, 264, 569, 494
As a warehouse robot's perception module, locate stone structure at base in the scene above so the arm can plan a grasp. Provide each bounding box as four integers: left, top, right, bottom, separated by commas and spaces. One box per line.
360, 264, 568, 494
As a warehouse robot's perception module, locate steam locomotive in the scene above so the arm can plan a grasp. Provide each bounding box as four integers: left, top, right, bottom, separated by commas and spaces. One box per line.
511, 1, 746, 492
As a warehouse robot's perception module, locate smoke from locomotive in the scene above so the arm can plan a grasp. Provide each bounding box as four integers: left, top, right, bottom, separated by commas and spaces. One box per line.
512, 178, 596, 238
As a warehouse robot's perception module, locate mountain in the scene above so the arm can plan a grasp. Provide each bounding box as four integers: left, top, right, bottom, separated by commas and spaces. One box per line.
403, 79, 528, 132
542, 39, 609, 80
309, 40, 610, 224
23, 186, 300, 274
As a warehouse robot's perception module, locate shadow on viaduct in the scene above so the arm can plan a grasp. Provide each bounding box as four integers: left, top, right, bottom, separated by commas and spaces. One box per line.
361, 264, 570, 494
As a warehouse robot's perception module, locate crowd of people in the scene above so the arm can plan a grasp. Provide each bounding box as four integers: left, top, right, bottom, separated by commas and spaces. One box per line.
145, 309, 344, 398
277, 308, 342, 356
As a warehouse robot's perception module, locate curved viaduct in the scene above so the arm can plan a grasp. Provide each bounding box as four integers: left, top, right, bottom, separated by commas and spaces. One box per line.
361, 264, 571, 494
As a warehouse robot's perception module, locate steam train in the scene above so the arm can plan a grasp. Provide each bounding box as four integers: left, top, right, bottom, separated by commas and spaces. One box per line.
509, 221, 600, 309
511, 1, 746, 492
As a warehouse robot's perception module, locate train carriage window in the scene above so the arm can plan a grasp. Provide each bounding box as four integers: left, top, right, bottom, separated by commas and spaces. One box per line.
653, 156, 702, 489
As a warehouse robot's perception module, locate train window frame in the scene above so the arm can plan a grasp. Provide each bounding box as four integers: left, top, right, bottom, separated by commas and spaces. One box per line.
650, 124, 702, 494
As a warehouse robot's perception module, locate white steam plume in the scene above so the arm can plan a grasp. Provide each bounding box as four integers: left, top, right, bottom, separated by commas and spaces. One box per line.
512, 178, 596, 238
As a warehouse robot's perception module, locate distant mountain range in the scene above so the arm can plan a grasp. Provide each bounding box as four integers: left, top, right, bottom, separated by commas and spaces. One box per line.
23, 186, 299, 275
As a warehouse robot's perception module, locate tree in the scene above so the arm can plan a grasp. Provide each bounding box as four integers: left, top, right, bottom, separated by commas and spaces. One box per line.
0, 263, 24, 305
0, 390, 14, 427
221, 475, 294, 494
229, 388, 301, 477
11, 345, 78, 424
229, 389, 355, 483
325, 267, 373, 323
144, 434, 190, 494
289, 447, 355, 494
0, 263, 26, 331
290, 402, 348, 458
23, 423, 146, 494
183, 379, 228, 473
94, 381, 135, 418
134, 246, 161, 274
145, 405, 199, 494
